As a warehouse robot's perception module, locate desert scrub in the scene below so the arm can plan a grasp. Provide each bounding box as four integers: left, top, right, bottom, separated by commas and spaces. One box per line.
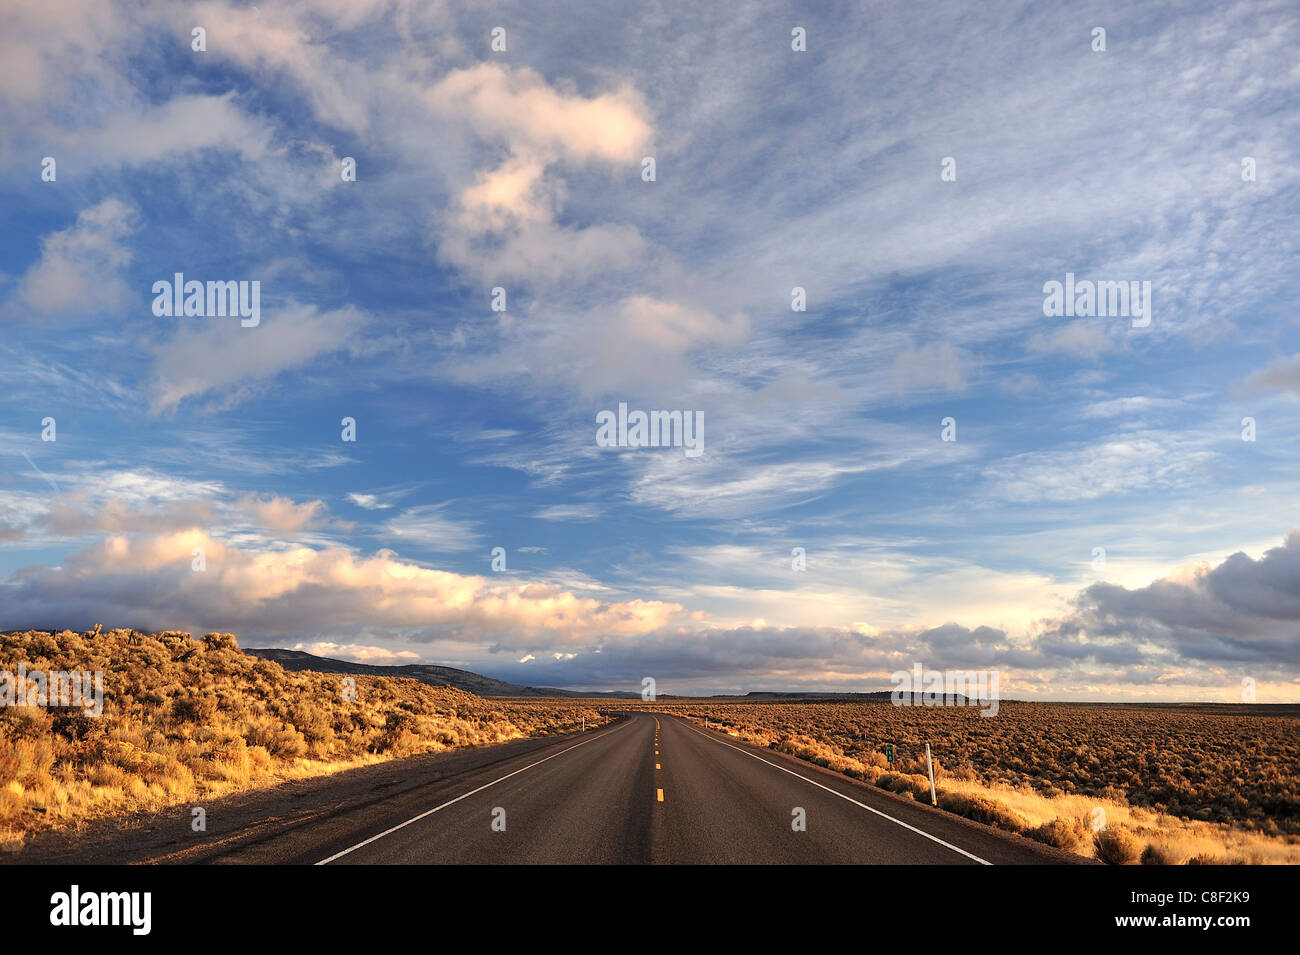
1027, 817, 1089, 852
1095, 826, 1144, 865
0, 628, 612, 843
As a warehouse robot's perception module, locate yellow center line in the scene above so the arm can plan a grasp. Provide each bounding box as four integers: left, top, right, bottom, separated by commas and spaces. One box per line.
653, 716, 665, 803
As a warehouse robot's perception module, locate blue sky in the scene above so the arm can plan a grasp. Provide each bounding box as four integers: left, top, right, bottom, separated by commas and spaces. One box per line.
2, 0, 1298, 699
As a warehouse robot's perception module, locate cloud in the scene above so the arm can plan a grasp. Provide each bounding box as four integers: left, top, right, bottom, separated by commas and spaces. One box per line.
534, 504, 602, 522
0, 529, 685, 648
291, 641, 421, 664
42, 493, 216, 539
69, 93, 275, 166
488, 620, 1034, 692
1027, 322, 1119, 360
428, 63, 653, 283
1039, 530, 1300, 668
345, 485, 417, 511
1077, 396, 1185, 420
234, 494, 328, 534
183, 1, 372, 132
485, 532, 1300, 692
11, 199, 137, 319
604, 296, 748, 358
621, 426, 971, 518
427, 63, 652, 164
629, 457, 863, 519
6, 465, 1300, 694
438, 215, 645, 285
890, 343, 974, 393
450, 295, 749, 398
1, 471, 340, 545
347, 493, 390, 510
0, 0, 123, 130
455, 155, 553, 232
379, 504, 482, 552
72, 470, 225, 505
583, 296, 749, 394
981, 435, 1216, 503
149, 301, 366, 412
1241, 354, 1300, 399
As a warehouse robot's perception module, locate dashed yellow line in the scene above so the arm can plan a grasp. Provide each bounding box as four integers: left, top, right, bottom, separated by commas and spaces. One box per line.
653, 717, 664, 802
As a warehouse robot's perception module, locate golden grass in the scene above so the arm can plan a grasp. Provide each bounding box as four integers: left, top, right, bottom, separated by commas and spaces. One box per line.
0, 628, 610, 847
622, 699, 1300, 865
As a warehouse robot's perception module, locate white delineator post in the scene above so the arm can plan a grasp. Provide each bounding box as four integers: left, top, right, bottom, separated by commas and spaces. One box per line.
925, 743, 938, 807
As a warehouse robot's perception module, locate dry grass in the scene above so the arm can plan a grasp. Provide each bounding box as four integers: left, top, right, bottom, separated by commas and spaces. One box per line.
622, 699, 1300, 865
0, 628, 609, 847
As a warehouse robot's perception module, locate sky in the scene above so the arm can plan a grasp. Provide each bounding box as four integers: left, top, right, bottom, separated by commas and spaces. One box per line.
1, 0, 1298, 700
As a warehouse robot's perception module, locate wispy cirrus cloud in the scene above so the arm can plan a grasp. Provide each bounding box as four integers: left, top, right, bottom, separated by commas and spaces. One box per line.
380, 504, 482, 553
149, 302, 366, 413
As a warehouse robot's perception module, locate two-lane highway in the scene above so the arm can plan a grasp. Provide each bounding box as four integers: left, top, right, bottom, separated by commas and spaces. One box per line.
13, 712, 1085, 865
306, 713, 1081, 865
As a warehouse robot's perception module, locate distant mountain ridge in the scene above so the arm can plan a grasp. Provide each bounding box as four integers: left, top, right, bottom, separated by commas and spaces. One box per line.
743, 691, 974, 702
244, 648, 641, 698
242, 649, 998, 702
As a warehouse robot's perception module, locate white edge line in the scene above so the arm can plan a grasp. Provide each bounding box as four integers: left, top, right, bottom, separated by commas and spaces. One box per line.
677, 717, 992, 865
315, 720, 629, 864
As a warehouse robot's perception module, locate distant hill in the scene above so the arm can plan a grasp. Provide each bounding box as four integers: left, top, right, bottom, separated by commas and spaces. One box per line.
244, 648, 640, 698
243, 649, 989, 701
743, 691, 974, 703
745, 691, 894, 700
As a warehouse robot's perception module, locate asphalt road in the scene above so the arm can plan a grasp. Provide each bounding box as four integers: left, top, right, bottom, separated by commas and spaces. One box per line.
307, 713, 1078, 865
9, 713, 1086, 865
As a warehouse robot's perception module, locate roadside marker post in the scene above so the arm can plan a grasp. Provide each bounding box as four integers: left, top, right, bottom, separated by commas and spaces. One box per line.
885, 743, 894, 764
925, 743, 938, 807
